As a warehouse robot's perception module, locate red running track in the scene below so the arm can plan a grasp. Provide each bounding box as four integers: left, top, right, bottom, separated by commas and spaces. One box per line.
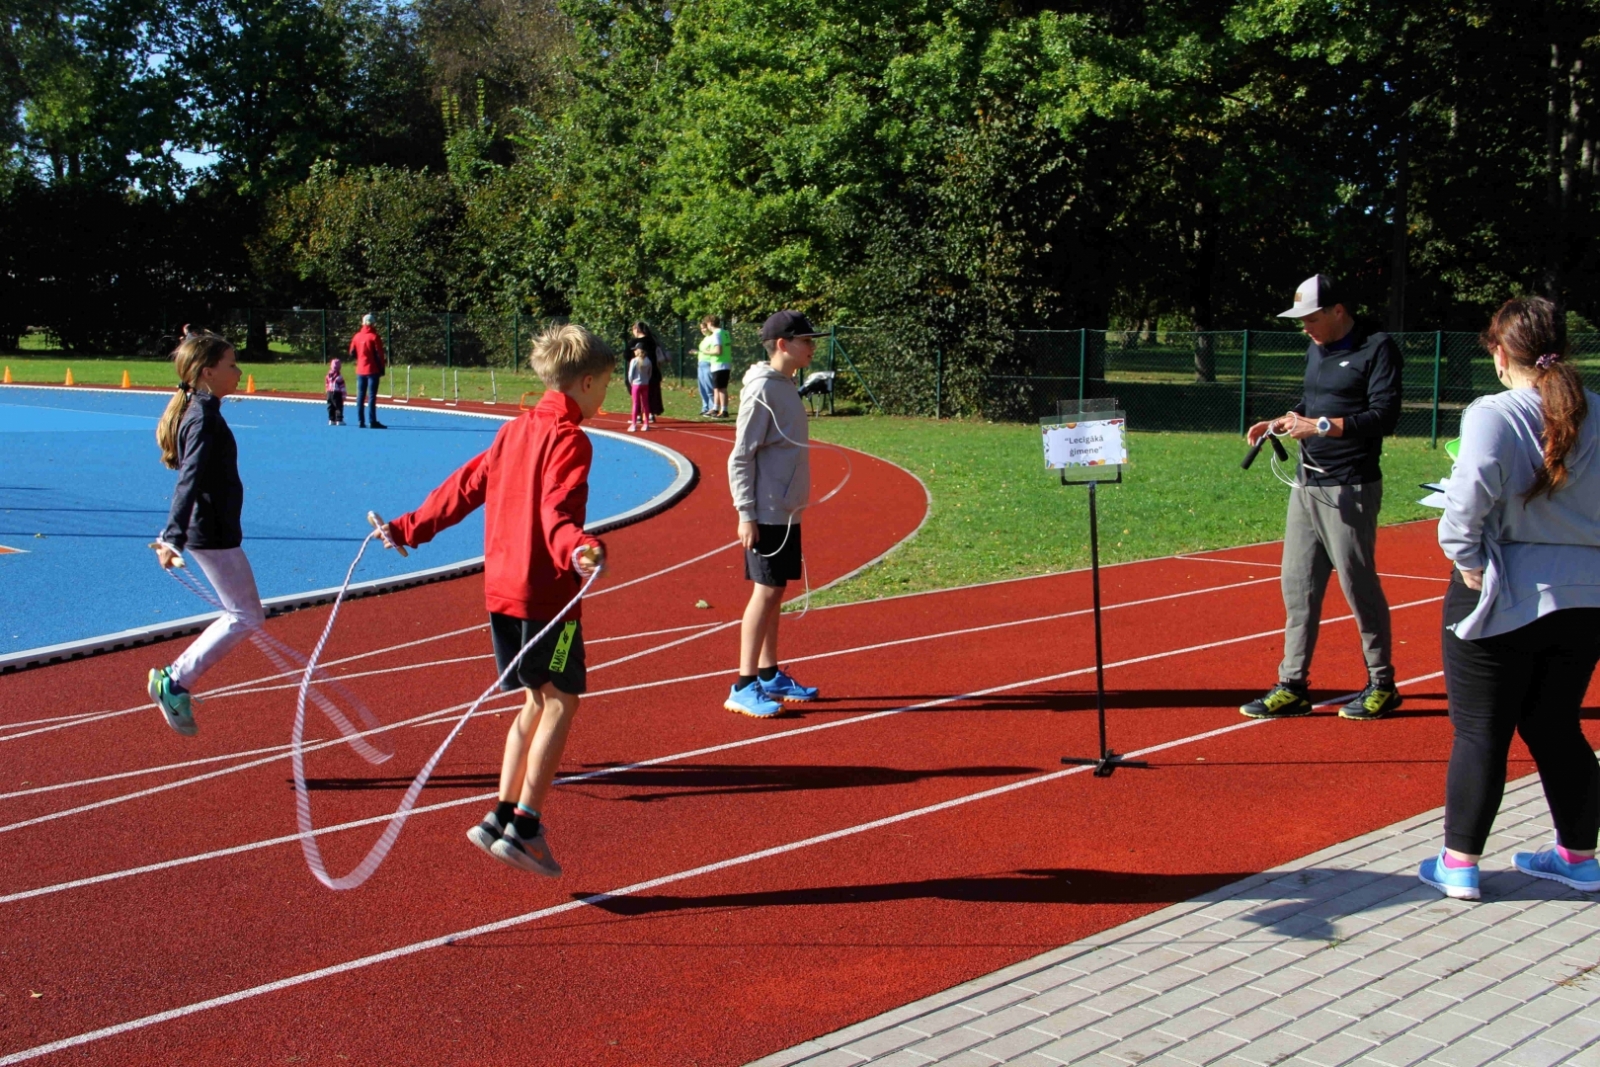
2, 412, 1595, 1066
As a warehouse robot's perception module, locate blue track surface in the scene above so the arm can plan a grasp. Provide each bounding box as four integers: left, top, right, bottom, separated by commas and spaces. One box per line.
0, 388, 678, 656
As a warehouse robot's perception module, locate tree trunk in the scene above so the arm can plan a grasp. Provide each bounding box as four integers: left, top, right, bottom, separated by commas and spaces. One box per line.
1188, 196, 1217, 382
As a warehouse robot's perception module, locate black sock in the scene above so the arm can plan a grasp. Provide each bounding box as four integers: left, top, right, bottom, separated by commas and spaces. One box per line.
737, 675, 758, 690
494, 800, 516, 827
167, 675, 188, 695
758, 665, 778, 682
512, 806, 540, 837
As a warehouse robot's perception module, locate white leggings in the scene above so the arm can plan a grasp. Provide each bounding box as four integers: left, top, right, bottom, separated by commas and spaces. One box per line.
169, 547, 266, 689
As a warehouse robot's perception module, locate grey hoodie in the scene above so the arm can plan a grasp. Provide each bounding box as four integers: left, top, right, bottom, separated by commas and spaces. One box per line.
1439, 386, 1600, 639
728, 362, 810, 524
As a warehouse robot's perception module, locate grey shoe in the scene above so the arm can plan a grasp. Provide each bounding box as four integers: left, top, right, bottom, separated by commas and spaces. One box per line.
490, 823, 562, 877
466, 809, 508, 856
148, 667, 197, 736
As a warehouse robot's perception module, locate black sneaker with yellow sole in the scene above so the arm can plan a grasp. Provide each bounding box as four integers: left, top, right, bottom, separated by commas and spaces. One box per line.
1340, 683, 1401, 721
1240, 683, 1313, 719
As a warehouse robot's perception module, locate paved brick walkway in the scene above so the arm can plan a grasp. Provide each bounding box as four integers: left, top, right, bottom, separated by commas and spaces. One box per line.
748, 771, 1600, 1067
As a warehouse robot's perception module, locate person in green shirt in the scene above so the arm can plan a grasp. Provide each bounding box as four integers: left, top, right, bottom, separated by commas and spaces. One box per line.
699, 315, 731, 417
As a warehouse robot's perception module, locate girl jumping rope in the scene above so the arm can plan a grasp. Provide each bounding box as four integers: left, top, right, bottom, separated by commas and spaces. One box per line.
146, 331, 265, 736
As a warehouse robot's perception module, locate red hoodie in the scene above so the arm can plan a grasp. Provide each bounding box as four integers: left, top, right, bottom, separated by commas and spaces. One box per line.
348, 324, 387, 376
389, 391, 601, 620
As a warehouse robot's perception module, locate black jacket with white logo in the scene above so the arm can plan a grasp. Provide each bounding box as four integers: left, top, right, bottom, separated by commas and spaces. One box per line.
1291, 326, 1403, 486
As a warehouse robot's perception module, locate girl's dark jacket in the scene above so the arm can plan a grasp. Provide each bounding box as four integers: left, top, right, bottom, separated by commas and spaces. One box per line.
161, 392, 244, 551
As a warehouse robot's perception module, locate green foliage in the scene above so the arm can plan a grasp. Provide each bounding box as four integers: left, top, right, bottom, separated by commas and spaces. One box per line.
264, 160, 463, 310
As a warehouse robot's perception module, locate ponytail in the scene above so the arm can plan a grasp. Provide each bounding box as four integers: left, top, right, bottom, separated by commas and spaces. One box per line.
1481, 296, 1587, 502
1530, 358, 1587, 500
157, 332, 233, 469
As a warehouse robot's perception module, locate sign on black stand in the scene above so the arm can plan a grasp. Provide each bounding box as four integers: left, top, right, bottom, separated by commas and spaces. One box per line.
1042, 398, 1149, 778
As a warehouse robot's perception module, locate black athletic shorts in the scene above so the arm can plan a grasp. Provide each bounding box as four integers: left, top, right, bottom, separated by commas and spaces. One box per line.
744, 522, 803, 587
711, 368, 731, 390
490, 613, 586, 695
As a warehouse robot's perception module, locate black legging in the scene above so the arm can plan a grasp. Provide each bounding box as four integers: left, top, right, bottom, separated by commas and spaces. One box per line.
1442, 573, 1600, 854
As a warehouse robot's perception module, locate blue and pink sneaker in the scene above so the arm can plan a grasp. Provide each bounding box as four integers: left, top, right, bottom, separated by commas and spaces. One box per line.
1515, 846, 1600, 892
1418, 849, 1479, 901
760, 668, 818, 703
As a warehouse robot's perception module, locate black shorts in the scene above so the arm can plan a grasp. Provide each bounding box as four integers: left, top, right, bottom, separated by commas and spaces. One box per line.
711, 368, 731, 390
744, 522, 803, 587
490, 613, 586, 695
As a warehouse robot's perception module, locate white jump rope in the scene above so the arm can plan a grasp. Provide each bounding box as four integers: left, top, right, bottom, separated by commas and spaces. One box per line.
1261, 420, 1331, 491
163, 519, 601, 891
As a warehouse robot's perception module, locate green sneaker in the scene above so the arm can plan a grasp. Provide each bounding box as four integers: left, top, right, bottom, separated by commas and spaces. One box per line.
1240, 683, 1313, 719
1340, 683, 1402, 721
147, 667, 197, 736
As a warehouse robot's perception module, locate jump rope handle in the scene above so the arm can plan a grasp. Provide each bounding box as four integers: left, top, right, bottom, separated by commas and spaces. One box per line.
1241, 433, 1291, 470
367, 511, 407, 557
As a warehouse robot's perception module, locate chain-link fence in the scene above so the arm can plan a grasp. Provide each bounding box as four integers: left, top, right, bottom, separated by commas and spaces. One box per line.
217, 310, 1600, 440
831, 326, 1600, 442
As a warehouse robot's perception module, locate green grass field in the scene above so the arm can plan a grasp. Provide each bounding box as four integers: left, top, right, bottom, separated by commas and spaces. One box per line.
1, 356, 1451, 608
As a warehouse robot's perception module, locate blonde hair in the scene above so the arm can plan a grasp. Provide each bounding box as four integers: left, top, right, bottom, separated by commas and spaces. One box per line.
156, 331, 234, 469
529, 323, 614, 390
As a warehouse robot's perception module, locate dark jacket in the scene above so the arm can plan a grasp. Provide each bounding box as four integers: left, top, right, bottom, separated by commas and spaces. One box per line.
161, 392, 244, 551
1292, 325, 1403, 486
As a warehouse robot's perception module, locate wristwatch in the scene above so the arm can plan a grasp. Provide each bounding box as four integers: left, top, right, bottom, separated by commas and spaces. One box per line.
1315, 416, 1332, 437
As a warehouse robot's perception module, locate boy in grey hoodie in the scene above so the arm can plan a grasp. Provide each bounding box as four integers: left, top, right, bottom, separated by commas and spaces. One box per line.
724, 310, 826, 718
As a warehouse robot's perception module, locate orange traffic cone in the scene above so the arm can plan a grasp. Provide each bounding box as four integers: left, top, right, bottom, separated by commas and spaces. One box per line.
120, 369, 131, 389
64, 368, 75, 386
246, 374, 256, 394
2, 366, 11, 384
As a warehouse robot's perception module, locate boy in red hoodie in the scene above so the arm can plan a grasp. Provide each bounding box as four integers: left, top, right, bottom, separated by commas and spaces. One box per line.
377, 324, 612, 877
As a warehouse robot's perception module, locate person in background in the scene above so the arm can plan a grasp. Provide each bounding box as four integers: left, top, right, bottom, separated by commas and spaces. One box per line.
626, 336, 652, 432
348, 313, 387, 429
696, 315, 724, 416
1419, 295, 1600, 901
326, 356, 346, 426
706, 316, 733, 417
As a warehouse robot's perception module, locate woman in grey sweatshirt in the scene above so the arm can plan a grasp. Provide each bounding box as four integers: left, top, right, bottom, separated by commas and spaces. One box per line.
1421, 296, 1600, 901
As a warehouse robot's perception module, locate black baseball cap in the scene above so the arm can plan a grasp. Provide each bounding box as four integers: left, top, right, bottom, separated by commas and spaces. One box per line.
759, 310, 825, 342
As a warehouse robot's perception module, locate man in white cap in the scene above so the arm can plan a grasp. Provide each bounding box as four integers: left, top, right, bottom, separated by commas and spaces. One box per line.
1242, 274, 1404, 721
348, 313, 388, 429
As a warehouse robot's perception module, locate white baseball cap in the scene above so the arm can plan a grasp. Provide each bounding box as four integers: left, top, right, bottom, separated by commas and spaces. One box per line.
1279, 274, 1339, 319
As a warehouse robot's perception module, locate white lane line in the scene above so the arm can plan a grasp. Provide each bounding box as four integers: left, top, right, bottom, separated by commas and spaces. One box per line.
0, 667, 1445, 1066
1177, 554, 1450, 583
0, 573, 1315, 798
1, 602, 1444, 901
407, 574, 1281, 727
0, 691, 523, 836
0, 711, 108, 733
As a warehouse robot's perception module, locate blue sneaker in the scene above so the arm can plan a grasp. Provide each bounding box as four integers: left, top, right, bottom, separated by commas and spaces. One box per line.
1515, 846, 1600, 892
724, 683, 783, 718
1418, 849, 1480, 901
760, 668, 818, 703
147, 667, 197, 737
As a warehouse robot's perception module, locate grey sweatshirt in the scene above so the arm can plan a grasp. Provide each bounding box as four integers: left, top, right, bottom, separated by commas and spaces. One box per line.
728, 362, 810, 524
1438, 386, 1600, 639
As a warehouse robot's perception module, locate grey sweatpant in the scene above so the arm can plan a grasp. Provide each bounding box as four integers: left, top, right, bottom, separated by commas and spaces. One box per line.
1279, 480, 1393, 688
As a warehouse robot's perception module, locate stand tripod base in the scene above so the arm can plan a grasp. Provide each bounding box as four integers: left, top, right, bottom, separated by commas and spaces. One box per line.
1061, 752, 1151, 778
